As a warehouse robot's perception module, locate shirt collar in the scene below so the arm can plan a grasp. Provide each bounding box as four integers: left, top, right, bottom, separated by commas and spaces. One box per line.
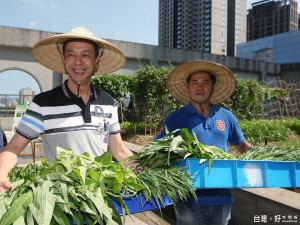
186, 102, 219, 117
61, 79, 98, 100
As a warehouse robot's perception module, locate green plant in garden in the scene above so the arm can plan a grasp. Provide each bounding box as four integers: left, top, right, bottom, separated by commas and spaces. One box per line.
220, 76, 264, 120
91, 65, 292, 134
92, 74, 134, 101
239, 146, 300, 161
263, 86, 289, 102
284, 119, 300, 135
131, 65, 182, 133
220, 76, 290, 120
120, 121, 161, 135
239, 119, 293, 143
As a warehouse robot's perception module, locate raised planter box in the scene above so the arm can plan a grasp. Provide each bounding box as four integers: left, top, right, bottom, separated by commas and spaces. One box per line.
175, 159, 300, 188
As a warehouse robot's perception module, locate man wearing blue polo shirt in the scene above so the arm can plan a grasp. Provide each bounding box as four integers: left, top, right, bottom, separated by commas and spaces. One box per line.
155, 60, 252, 225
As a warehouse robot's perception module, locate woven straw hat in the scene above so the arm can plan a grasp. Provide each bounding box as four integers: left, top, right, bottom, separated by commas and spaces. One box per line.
167, 60, 236, 105
31, 27, 126, 75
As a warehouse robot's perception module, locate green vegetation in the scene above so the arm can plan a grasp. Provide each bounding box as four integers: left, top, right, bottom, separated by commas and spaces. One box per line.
92, 65, 291, 134
129, 128, 235, 169
239, 119, 293, 143
239, 146, 300, 161
1, 148, 195, 225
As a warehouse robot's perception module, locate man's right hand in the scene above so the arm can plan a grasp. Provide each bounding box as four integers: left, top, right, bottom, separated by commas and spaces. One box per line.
0, 133, 32, 192
0, 172, 12, 192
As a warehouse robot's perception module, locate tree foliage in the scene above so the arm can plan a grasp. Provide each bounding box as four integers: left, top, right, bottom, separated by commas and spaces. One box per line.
220, 76, 264, 120
131, 65, 182, 127
92, 65, 290, 134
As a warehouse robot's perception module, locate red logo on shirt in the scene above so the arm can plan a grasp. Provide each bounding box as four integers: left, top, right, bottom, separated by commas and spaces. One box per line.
157, 126, 165, 135
216, 120, 225, 131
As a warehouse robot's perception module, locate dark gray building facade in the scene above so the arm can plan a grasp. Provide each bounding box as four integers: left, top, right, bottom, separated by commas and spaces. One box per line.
247, 0, 298, 41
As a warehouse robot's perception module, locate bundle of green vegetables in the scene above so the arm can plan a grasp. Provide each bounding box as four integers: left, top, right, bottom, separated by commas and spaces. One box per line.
129, 128, 235, 169
239, 146, 300, 161
0, 147, 196, 225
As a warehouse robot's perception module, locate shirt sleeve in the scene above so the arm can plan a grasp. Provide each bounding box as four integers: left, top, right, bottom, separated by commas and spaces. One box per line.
16, 100, 44, 140
227, 112, 246, 146
109, 100, 121, 134
155, 111, 180, 139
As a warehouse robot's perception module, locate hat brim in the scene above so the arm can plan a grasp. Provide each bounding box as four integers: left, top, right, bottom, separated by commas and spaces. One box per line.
31, 33, 126, 75
167, 60, 236, 105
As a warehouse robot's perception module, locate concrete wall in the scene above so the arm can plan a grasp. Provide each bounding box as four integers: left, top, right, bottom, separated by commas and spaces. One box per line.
0, 117, 13, 131
231, 188, 300, 225
156, 188, 300, 225
0, 25, 285, 94
281, 63, 300, 81
0, 46, 62, 92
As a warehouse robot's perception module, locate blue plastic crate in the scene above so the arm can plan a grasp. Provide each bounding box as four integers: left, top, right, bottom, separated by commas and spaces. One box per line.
296, 162, 300, 187
111, 194, 172, 216
175, 159, 300, 188
73, 194, 172, 224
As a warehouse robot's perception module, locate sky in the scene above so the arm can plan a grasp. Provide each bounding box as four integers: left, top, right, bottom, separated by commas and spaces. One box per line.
0, 0, 299, 95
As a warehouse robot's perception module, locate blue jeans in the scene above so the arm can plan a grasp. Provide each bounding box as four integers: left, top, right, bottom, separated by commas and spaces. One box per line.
175, 202, 231, 225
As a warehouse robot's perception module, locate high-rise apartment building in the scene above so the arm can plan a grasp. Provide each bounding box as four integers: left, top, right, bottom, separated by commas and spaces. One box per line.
158, 0, 247, 56
247, 0, 298, 41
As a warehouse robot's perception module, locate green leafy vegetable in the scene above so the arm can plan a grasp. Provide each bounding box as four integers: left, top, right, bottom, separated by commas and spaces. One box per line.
239, 146, 300, 161
1, 147, 195, 225
136, 167, 196, 206
129, 128, 235, 169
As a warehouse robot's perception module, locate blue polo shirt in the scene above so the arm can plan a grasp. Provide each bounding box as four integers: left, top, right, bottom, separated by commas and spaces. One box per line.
155, 103, 246, 205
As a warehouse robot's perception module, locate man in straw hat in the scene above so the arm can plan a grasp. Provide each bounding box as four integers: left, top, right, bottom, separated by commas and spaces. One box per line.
0, 27, 136, 191
155, 60, 251, 225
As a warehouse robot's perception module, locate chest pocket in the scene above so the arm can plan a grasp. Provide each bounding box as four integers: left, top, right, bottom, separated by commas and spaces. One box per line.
95, 106, 105, 118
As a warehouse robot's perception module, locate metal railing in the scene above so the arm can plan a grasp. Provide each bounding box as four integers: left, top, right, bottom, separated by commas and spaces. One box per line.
0, 94, 34, 117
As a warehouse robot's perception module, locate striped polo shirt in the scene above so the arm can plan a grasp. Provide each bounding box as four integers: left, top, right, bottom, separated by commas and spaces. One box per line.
16, 80, 120, 160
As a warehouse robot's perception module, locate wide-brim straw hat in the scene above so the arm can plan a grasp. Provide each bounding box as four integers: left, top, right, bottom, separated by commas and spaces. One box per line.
31, 27, 126, 75
167, 60, 236, 105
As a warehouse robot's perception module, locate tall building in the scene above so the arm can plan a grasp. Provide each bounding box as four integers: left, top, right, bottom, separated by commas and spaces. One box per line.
247, 0, 298, 41
237, 29, 300, 64
158, 0, 247, 56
